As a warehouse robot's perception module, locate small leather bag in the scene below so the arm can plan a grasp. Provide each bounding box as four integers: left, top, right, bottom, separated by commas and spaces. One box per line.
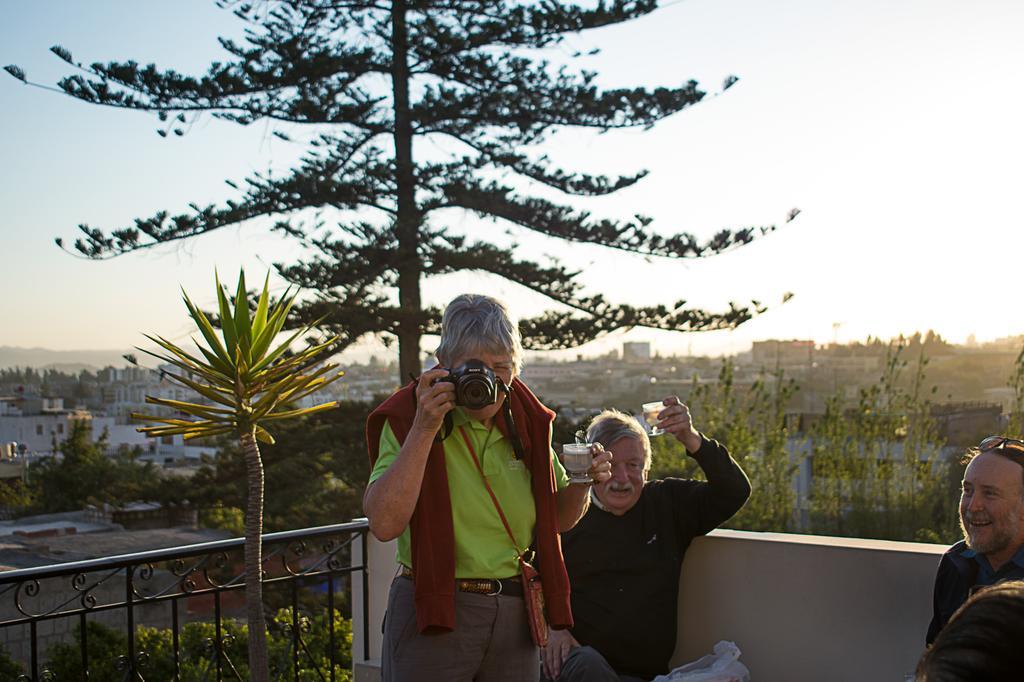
459, 427, 550, 647
518, 555, 549, 647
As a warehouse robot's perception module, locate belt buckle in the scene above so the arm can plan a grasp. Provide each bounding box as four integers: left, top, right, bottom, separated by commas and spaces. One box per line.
486, 579, 502, 597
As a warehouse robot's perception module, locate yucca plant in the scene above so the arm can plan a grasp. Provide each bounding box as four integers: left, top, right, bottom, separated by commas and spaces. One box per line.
132, 271, 343, 681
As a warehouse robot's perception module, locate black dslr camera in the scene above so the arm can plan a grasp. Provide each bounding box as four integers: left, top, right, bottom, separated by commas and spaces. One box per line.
435, 359, 500, 409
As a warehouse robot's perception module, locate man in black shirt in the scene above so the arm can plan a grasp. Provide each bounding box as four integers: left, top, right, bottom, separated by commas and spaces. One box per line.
926, 436, 1024, 645
542, 397, 750, 682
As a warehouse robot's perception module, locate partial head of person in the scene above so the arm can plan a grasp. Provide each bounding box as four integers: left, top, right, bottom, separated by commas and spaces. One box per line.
586, 409, 651, 516
434, 293, 522, 422
959, 436, 1024, 571
917, 580, 1024, 681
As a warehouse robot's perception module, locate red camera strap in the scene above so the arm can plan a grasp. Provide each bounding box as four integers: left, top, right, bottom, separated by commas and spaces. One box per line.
458, 426, 524, 557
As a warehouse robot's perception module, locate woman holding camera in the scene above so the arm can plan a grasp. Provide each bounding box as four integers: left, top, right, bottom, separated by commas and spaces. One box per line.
364, 293, 611, 682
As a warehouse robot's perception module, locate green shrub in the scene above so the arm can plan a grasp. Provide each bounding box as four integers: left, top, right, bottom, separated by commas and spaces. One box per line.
43, 608, 353, 680
0, 647, 25, 678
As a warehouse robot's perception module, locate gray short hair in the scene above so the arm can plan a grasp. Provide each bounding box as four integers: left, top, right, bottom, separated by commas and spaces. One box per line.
435, 294, 523, 374
586, 409, 651, 470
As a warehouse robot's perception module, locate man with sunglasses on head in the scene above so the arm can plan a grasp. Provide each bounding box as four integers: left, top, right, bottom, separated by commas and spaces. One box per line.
926, 435, 1024, 645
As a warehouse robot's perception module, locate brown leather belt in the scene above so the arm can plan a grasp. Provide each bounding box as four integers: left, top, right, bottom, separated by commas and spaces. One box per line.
400, 566, 523, 597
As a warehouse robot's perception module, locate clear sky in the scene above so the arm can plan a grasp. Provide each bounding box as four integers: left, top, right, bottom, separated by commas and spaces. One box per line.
2, 0, 1023, 362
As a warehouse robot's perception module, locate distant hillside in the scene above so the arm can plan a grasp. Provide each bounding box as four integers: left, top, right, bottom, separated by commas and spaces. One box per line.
0, 347, 139, 371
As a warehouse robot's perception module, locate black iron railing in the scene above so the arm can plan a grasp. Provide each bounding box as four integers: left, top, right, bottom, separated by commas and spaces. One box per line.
0, 519, 371, 681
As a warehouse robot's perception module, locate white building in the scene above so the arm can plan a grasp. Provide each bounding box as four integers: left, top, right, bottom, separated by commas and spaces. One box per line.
98, 364, 198, 419
0, 399, 93, 456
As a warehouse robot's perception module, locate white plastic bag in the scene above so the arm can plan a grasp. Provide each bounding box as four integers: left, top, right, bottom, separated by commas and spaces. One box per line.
652, 640, 751, 682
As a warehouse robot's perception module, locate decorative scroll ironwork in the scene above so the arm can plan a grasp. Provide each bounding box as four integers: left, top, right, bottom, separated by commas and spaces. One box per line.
17, 671, 54, 682
0, 520, 370, 680
201, 551, 236, 590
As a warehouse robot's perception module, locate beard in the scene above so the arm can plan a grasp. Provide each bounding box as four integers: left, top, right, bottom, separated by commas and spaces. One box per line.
961, 508, 1023, 557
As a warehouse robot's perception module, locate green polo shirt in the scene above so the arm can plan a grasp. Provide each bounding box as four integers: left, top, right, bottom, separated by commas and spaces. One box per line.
369, 408, 570, 579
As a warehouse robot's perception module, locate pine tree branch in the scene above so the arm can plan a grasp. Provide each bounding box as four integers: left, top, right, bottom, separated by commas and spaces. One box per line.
411, 59, 704, 138
407, 0, 661, 50
50, 6, 393, 127
63, 149, 398, 258
279, 222, 401, 298
423, 238, 772, 342
423, 238, 589, 309
416, 141, 646, 197
437, 178, 783, 259
519, 299, 763, 350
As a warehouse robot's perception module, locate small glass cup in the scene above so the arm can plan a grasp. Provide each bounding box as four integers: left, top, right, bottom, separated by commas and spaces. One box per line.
561, 443, 595, 484
642, 401, 666, 437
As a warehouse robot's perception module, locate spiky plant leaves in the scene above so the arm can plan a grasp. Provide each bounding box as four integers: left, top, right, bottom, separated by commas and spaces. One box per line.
131, 270, 342, 682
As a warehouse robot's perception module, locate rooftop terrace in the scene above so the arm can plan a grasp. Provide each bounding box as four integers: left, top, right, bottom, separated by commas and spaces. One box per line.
0, 521, 944, 680
355, 528, 944, 681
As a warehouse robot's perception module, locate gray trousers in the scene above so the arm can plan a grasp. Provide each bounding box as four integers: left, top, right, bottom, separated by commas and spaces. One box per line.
542, 645, 650, 682
382, 576, 539, 682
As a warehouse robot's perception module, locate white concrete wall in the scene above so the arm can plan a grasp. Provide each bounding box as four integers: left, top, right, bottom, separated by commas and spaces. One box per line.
352, 524, 396, 682
676, 529, 946, 681
0, 413, 86, 454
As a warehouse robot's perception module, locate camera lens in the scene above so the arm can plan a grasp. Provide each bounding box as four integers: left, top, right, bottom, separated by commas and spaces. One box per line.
461, 377, 491, 409
450, 360, 498, 409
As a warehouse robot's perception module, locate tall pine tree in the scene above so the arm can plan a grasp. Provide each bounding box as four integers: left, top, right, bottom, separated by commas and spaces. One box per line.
10, 0, 795, 379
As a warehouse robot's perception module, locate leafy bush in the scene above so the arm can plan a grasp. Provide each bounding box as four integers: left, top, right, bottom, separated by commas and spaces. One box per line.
199, 504, 246, 536
44, 608, 353, 680
0, 647, 24, 678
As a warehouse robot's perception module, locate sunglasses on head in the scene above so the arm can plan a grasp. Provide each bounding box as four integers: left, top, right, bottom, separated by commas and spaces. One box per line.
978, 436, 1024, 458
